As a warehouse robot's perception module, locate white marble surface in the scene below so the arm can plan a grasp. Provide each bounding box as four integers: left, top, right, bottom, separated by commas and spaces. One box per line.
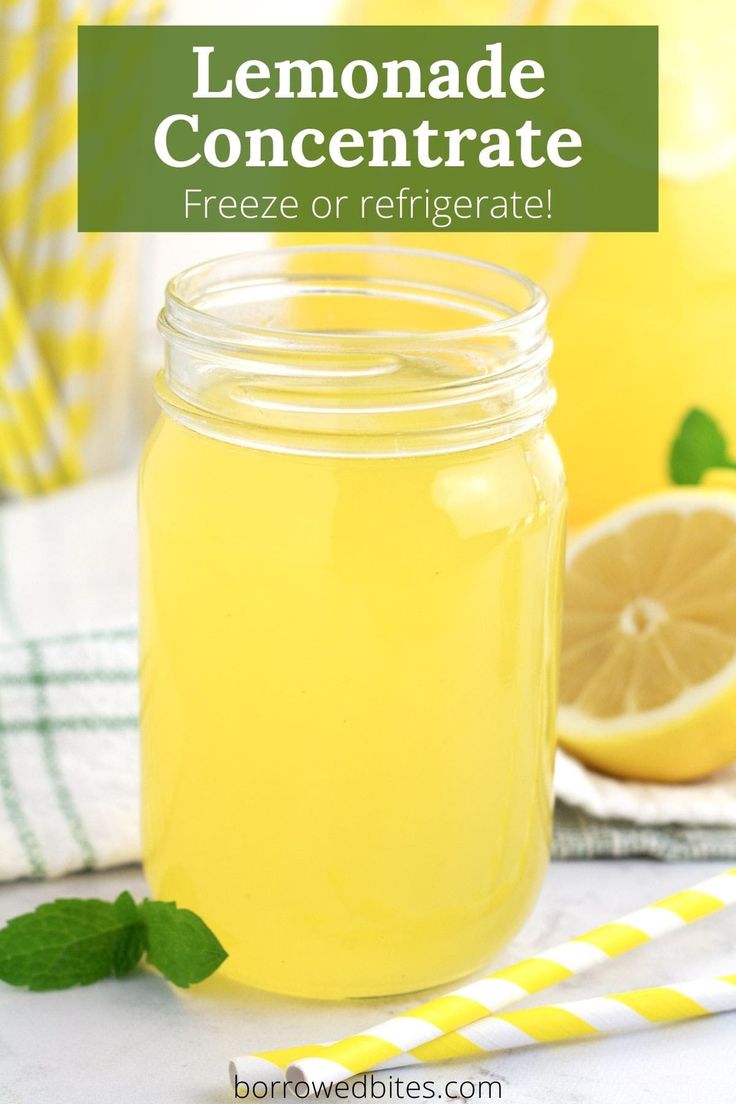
1, 862, 734, 1104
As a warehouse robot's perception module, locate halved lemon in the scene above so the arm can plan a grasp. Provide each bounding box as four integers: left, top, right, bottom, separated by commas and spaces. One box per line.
559, 489, 736, 782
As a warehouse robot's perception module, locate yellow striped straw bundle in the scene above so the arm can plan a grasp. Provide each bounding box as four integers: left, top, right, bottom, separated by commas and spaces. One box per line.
232, 975, 736, 1091
230, 868, 736, 1092
0, 0, 159, 497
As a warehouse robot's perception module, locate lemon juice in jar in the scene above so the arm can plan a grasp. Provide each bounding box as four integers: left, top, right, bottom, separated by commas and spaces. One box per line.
139, 247, 566, 998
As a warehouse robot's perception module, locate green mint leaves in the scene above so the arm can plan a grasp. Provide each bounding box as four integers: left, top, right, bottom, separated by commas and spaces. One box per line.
669, 408, 736, 485
139, 899, 229, 988
0, 892, 227, 991
0, 895, 143, 990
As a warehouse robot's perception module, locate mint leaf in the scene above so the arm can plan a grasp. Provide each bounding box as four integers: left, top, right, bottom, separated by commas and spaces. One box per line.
0, 898, 143, 991
111, 892, 146, 977
669, 408, 736, 484
139, 899, 228, 987
113, 890, 139, 924
0, 893, 227, 991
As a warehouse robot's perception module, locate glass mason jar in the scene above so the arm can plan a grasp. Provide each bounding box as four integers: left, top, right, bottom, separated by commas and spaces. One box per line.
139, 246, 567, 999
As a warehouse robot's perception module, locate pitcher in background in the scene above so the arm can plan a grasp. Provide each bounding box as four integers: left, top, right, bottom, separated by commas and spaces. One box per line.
285, 0, 736, 525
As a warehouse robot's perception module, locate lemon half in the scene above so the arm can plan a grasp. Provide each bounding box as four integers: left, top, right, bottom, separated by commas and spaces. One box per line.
559, 489, 736, 782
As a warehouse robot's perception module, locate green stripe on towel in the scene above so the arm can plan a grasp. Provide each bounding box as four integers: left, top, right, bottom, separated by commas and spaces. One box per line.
26, 640, 97, 871
553, 801, 736, 861
0, 514, 46, 877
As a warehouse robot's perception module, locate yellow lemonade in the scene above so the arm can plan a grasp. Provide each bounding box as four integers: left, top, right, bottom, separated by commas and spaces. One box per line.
316, 0, 736, 525
139, 248, 566, 997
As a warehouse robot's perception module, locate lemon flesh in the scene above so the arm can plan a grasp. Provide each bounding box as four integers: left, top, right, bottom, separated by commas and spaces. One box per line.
559, 490, 736, 782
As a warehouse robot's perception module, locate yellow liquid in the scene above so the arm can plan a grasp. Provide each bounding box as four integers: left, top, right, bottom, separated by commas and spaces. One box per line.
140, 416, 565, 998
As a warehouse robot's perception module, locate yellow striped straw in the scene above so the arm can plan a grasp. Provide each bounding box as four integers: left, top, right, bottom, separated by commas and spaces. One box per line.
229, 868, 736, 1091
0, 0, 160, 497
231, 974, 736, 1091
400, 974, 736, 1066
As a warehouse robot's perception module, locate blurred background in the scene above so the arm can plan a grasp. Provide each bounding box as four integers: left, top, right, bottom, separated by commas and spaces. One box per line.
136, 0, 335, 443
4, 0, 735, 522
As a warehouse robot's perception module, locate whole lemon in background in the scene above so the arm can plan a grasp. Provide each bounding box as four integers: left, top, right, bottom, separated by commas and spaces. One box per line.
558, 488, 736, 782
302, 0, 736, 526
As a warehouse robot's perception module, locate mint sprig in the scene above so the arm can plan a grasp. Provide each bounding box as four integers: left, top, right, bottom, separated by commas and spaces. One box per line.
0, 892, 227, 991
669, 408, 736, 485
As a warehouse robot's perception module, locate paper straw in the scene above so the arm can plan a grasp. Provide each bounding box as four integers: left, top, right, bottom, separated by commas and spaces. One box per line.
0, 11, 82, 493
229, 868, 736, 1091
0, 258, 80, 492
0, 0, 160, 496
230, 974, 736, 1091
402, 974, 736, 1066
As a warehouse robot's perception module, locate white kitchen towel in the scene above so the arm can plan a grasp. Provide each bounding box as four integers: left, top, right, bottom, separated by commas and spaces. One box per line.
0, 471, 140, 878
555, 748, 736, 826
1, 469, 736, 880
0, 468, 137, 644
0, 626, 139, 880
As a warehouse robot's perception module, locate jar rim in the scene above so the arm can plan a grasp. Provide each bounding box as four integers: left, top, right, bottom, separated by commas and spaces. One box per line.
157, 244, 554, 457
161, 243, 548, 354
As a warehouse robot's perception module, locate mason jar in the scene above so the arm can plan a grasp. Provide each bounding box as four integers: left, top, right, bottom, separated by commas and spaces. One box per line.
139, 246, 566, 998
